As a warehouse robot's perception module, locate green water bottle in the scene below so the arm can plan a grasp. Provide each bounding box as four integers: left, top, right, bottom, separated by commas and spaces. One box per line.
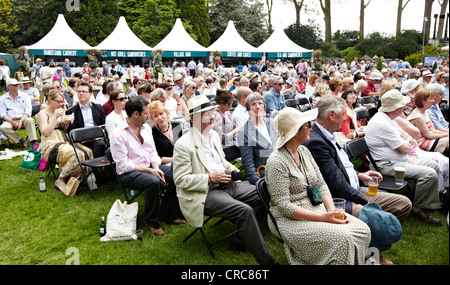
99, 216, 106, 237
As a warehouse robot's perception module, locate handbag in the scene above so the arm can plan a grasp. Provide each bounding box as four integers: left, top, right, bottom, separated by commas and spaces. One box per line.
20, 147, 42, 171
100, 199, 139, 242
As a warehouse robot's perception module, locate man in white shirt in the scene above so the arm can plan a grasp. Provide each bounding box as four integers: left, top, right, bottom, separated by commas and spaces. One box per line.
39, 61, 53, 85
366, 89, 442, 226
20, 77, 40, 105
231, 87, 251, 127
0, 79, 37, 148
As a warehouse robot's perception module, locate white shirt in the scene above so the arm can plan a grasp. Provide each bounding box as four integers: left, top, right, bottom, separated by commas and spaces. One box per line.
195, 128, 225, 172
365, 112, 408, 162
231, 104, 249, 127
105, 110, 127, 136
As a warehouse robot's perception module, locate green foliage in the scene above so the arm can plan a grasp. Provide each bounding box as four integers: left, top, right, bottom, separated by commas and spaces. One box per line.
176, 0, 210, 47
354, 32, 389, 58
132, 0, 182, 48
0, 0, 18, 52
208, 0, 269, 47
284, 20, 323, 50
340, 46, 361, 65
320, 42, 340, 58
332, 30, 360, 51
405, 44, 448, 68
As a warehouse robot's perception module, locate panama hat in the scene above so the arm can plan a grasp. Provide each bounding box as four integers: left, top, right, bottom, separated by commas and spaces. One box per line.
273, 107, 318, 149
369, 70, 383, 80
185, 95, 218, 120
403, 79, 420, 93
379, 89, 410, 113
422, 70, 433, 77
6, 79, 19, 86
359, 202, 402, 251
21, 77, 32, 83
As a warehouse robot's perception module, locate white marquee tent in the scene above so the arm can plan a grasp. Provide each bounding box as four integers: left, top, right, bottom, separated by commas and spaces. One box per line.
153, 18, 208, 58
257, 26, 313, 59
26, 14, 92, 57
94, 16, 153, 58
208, 21, 261, 58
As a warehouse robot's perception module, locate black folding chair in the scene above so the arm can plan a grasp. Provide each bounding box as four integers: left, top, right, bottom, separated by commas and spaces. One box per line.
297, 97, 312, 112
361, 96, 375, 105
343, 137, 409, 192
255, 178, 283, 243
69, 126, 117, 200
183, 217, 238, 258
285, 99, 299, 108
356, 109, 370, 121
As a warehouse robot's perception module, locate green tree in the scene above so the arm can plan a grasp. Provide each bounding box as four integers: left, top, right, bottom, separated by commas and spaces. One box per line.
320, 42, 340, 58
340, 46, 361, 65
354, 32, 391, 58
0, 0, 18, 52
208, 0, 269, 47
132, 0, 184, 47
332, 30, 360, 51
176, 0, 210, 47
65, 0, 120, 47
284, 20, 323, 50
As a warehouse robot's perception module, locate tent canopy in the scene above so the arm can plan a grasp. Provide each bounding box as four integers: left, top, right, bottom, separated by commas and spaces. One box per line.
26, 14, 92, 57
94, 16, 153, 58
208, 21, 261, 58
153, 18, 208, 58
257, 26, 312, 59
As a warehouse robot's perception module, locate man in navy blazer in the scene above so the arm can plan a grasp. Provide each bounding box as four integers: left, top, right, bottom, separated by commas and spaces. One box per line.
66, 82, 106, 158
303, 95, 411, 223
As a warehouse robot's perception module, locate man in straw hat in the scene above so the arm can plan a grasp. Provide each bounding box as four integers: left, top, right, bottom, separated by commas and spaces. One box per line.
173, 95, 279, 265
365, 89, 442, 226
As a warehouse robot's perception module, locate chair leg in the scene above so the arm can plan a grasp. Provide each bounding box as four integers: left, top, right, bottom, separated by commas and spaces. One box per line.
199, 228, 215, 258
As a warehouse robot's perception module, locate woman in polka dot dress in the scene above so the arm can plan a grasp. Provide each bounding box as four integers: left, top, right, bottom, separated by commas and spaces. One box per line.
265, 107, 371, 265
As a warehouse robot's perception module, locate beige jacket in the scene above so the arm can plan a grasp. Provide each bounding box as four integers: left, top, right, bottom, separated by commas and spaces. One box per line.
173, 128, 234, 227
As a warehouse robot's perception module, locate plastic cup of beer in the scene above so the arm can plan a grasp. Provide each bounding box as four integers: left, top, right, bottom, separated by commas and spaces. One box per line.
332, 198, 346, 221
368, 176, 379, 196
394, 166, 406, 185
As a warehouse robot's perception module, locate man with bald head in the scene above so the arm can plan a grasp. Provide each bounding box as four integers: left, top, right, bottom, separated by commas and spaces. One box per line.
231, 87, 252, 127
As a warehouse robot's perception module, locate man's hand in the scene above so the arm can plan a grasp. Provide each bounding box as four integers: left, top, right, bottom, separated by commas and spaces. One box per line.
358, 171, 383, 182
210, 171, 231, 184
148, 168, 166, 186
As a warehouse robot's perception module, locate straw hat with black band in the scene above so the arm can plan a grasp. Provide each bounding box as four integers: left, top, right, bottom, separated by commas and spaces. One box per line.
378, 89, 410, 113
185, 94, 219, 120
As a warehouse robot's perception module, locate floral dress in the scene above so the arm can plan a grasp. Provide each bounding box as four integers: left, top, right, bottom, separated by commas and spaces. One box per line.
39, 114, 93, 179
265, 146, 371, 265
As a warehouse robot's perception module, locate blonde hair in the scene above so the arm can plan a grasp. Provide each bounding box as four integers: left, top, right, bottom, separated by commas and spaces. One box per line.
148, 101, 170, 127
182, 80, 196, 96
314, 83, 329, 97
379, 81, 397, 99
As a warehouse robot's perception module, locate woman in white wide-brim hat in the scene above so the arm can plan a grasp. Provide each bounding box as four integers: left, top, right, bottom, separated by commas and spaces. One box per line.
265, 107, 371, 265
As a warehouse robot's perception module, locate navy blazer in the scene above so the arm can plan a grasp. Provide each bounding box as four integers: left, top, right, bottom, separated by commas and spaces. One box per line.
303, 123, 368, 211
237, 117, 278, 185
66, 102, 106, 134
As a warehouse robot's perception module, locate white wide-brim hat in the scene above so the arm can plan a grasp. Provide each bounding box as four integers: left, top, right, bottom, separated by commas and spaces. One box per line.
273, 107, 318, 149
185, 95, 219, 120
379, 89, 410, 113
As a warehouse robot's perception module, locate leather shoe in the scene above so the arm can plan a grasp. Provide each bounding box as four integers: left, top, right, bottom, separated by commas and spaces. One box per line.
411, 210, 442, 226
145, 222, 164, 236
229, 235, 248, 252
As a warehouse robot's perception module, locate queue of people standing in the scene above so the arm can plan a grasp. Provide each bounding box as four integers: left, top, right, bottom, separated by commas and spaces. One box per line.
0, 55, 448, 265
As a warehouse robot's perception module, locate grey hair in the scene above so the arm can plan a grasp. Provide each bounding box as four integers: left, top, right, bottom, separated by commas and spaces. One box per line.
150, 88, 167, 101
245, 92, 266, 111
270, 76, 282, 85
315, 95, 346, 121
425, 83, 445, 94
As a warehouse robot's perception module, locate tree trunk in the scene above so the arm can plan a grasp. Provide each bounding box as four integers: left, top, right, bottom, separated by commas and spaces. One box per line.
320, 0, 332, 42
396, 0, 403, 36
424, 0, 435, 45
437, 0, 448, 40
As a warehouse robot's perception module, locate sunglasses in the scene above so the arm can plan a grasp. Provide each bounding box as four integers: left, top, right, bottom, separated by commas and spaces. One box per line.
300, 121, 312, 130
166, 87, 172, 91
275, 83, 283, 86
52, 98, 65, 104
115, 96, 129, 101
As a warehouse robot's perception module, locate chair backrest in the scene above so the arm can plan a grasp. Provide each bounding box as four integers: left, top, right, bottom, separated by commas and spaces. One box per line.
362, 96, 375, 104
344, 137, 381, 172
285, 99, 298, 108
356, 109, 370, 120
255, 178, 284, 243
283, 94, 294, 101
31, 104, 41, 117
232, 98, 238, 107
69, 126, 105, 144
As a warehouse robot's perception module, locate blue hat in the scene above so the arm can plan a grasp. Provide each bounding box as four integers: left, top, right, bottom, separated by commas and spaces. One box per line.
359, 202, 402, 251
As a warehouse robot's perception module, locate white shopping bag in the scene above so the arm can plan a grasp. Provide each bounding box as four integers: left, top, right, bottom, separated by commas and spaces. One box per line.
100, 199, 138, 242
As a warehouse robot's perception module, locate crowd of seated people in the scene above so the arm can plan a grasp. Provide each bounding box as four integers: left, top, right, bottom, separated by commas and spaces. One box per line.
1, 56, 448, 265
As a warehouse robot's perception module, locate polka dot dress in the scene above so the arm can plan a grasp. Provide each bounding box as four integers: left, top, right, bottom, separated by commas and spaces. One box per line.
266, 146, 371, 265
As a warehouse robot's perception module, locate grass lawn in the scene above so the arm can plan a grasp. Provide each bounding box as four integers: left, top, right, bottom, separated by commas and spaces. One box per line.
0, 130, 448, 267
